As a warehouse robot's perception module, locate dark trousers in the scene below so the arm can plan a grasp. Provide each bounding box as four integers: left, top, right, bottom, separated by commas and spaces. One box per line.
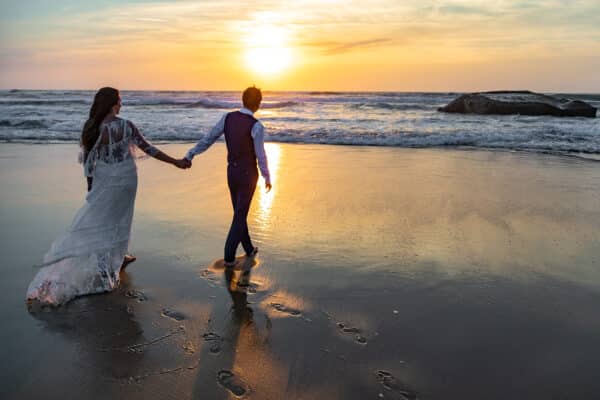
224, 164, 258, 262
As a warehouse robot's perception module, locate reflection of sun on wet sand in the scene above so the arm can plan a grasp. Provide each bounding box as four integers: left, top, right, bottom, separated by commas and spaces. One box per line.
192, 255, 291, 399
256, 143, 281, 229
7, 144, 600, 399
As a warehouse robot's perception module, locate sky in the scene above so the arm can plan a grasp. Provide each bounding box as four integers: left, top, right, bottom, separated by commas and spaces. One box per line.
1, 0, 599, 91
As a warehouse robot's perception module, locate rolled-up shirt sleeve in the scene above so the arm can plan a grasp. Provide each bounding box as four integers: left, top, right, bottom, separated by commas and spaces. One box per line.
251, 121, 271, 184
185, 114, 226, 160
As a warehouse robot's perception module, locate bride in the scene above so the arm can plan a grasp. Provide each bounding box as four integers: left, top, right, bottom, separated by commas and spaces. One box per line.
26, 87, 189, 306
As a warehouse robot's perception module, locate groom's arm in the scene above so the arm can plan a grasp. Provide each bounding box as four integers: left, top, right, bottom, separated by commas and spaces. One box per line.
251, 121, 271, 187
185, 114, 227, 161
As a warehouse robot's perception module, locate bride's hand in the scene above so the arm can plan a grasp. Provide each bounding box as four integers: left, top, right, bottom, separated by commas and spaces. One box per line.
174, 159, 191, 169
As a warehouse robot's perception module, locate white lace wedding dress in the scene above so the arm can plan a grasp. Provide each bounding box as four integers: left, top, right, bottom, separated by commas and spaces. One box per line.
26, 117, 159, 306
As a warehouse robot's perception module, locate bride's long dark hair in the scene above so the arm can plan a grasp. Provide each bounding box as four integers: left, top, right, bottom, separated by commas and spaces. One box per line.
81, 87, 119, 158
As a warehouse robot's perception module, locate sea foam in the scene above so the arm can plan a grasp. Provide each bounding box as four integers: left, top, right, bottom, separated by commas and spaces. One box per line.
1, 90, 598, 156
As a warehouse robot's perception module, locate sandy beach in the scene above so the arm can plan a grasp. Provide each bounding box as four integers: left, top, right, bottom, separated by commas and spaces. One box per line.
2, 143, 600, 399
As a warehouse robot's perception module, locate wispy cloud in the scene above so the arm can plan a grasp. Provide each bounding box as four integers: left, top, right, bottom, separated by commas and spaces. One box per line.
314, 38, 393, 55
134, 17, 168, 23
437, 4, 497, 16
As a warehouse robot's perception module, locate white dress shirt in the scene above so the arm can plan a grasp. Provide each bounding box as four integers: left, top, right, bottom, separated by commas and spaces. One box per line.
185, 108, 271, 184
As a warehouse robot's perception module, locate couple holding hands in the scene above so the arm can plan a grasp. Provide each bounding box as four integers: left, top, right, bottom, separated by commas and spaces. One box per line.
27, 86, 271, 306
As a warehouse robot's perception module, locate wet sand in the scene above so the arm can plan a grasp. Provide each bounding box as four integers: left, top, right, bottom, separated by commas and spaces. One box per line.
2, 143, 600, 399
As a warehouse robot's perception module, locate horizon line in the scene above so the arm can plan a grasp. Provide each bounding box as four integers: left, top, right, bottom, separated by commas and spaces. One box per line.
3, 88, 600, 95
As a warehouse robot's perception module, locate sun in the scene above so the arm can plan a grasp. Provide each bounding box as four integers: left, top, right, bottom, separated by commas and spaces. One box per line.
244, 26, 293, 76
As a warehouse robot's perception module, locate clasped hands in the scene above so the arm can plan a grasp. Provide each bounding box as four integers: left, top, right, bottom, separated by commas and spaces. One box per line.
173, 158, 271, 191
174, 158, 192, 169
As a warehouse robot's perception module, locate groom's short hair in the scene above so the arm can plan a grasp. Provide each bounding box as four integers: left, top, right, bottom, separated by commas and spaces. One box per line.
242, 86, 262, 110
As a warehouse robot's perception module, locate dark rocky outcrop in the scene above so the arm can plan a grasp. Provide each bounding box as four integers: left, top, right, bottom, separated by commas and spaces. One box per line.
438, 91, 597, 118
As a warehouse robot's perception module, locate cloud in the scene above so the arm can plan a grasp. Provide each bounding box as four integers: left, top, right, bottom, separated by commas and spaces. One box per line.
316, 38, 393, 55
134, 17, 168, 23
437, 4, 497, 17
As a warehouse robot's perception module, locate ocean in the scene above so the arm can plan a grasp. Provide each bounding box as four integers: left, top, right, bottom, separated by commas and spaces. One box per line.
1, 90, 599, 157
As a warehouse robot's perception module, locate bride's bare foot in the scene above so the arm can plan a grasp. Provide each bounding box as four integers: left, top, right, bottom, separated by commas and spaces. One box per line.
121, 254, 137, 270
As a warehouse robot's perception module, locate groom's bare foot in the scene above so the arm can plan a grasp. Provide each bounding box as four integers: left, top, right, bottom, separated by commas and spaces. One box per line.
121, 255, 137, 270
246, 247, 258, 257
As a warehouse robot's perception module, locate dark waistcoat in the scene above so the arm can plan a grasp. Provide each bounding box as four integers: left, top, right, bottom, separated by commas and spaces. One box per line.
224, 111, 257, 169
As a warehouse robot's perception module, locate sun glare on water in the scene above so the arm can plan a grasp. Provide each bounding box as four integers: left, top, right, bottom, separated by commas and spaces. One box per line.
244, 26, 293, 76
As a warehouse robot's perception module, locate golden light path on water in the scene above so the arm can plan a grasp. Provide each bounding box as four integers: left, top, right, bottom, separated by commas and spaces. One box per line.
256, 143, 281, 228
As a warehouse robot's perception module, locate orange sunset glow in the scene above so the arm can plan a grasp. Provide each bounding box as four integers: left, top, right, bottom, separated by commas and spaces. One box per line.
1, 0, 599, 91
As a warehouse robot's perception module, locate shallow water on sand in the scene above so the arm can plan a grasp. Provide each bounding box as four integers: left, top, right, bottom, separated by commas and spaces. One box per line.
2, 143, 600, 399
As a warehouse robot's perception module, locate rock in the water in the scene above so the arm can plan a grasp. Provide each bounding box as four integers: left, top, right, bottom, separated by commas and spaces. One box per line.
438, 91, 597, 118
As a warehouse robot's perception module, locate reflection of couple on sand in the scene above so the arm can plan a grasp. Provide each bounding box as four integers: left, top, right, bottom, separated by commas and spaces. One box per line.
26, 86, 272, 306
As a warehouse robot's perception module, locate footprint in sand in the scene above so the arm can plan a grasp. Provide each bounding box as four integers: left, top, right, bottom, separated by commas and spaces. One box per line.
200, 269, 220, 283
337, 322, 368, 345
202, 332, 223, 355
247, 285, 258, 294
217, 370, 249, 397
355, 335, 368, 344
182, 341, 196, 354
236, 279, 260, 294
270, 302, 302, 317
161, 308, 186, 321
125, 289, 147, 302
375, 370, 417, 400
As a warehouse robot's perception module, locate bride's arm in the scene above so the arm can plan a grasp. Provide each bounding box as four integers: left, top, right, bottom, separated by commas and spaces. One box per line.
129, 122, 188, 168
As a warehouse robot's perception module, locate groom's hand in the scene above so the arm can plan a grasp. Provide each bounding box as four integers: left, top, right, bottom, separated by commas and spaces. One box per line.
265, 182, 272, 192
174, 158, 191, 169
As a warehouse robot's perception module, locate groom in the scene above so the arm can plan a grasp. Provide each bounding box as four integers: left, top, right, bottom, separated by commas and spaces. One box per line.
184, 86, 271, 267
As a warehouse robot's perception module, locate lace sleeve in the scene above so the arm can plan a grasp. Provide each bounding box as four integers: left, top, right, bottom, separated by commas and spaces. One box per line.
129, 121, 160, 157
